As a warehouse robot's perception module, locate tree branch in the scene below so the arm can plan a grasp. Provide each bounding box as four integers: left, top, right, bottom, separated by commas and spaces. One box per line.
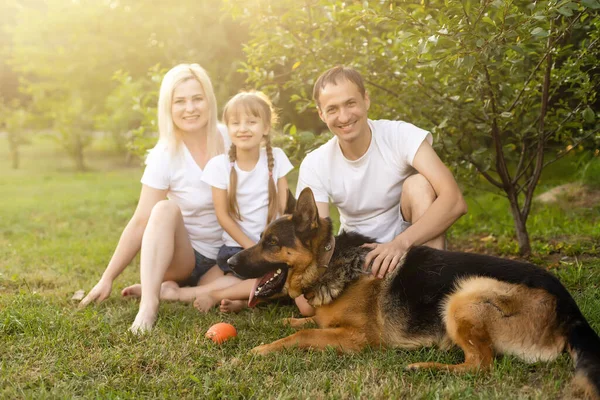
521, 25, 553, 221
507, 11, 583, 113
483, 65, 512, 190
541, 128, 600, 170
465, 156, 504, 188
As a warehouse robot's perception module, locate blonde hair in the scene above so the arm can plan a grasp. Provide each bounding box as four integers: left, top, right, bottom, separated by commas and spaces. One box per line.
222, 91, 279, 224
157, 63, 224, 159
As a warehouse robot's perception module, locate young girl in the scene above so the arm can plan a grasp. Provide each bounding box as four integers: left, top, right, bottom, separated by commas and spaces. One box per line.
159, 91, 294, 313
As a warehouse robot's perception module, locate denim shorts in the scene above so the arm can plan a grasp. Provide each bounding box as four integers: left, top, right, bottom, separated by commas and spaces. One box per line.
216, 245, 244, 276
178, 250, 217, 287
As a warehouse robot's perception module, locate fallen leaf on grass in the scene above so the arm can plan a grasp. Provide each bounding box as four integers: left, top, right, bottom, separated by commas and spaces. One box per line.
71, 290, 85, 301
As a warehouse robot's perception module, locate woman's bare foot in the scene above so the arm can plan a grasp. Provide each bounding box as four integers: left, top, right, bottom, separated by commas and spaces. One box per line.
122, 284, 142, 298
219, 299, 246, 313
129, 301, 159, 334
193, 292, 218, 313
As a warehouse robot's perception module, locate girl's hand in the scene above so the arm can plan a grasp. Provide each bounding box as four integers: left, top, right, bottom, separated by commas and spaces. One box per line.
79, 278, 113, 307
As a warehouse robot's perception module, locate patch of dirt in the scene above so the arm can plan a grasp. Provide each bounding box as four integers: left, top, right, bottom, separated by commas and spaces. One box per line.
536, 183, 600, 208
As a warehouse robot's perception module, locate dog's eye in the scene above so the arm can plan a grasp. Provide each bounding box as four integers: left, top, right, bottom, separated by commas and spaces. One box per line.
266, 237, 279, 247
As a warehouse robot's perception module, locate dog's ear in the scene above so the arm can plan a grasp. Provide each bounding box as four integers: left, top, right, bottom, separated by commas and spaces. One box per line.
293, 187, 319, 233
284, 189, 296, 215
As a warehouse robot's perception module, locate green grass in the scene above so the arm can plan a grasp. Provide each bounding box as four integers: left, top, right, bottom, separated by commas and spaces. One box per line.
1, 137, 599, 399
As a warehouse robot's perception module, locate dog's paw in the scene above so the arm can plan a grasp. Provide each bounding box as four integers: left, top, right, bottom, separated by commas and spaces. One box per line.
282, 318, 301, 328
405, 362, 427, 371
250, 344, 272, 356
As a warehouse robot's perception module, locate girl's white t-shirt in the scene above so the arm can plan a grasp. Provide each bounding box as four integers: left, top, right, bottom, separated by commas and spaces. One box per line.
201, 147, 294, 247
296, 119, 432, 243
140, 126, 230, 259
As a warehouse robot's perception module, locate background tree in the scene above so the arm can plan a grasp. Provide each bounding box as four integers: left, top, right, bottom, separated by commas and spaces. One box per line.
8, 0, 246, 169
227, 0, 600, 256
0, 100, 32, 169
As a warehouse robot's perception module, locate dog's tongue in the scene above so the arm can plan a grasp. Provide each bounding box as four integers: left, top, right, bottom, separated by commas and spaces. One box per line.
248, 278, 262, 308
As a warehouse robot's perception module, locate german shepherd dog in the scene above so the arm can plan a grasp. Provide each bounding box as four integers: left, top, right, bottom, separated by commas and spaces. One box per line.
228, 188, 600, 398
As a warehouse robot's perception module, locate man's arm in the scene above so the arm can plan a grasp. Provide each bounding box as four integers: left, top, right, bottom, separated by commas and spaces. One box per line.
365, 141, 467, 278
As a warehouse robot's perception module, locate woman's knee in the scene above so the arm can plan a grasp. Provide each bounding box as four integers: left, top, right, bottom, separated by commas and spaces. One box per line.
148, 200, 181, 223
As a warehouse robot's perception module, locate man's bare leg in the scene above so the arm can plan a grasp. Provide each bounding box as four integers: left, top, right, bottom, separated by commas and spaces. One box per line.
401, 174, 445, 249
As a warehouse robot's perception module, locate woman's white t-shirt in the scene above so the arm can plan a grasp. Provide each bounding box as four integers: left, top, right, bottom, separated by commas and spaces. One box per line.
201, 147, 294, 247
140, 127, 230, 259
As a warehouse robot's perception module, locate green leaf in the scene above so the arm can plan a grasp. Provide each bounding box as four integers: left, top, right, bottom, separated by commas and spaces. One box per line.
463, 55, 476, 73
557, 6, 574, 16
531, 27, 549, 38
298, 131, 315, 145
582, 106, 595, 124
582, 0, 600, 9
482, 16, 495, 26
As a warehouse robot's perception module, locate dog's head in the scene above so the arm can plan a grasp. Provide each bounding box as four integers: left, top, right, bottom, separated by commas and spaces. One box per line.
228, 188, 333, 307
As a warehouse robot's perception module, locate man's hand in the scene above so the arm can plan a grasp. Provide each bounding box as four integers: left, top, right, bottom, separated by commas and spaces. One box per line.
363, 238, 411, 278
79, 278, 113, 307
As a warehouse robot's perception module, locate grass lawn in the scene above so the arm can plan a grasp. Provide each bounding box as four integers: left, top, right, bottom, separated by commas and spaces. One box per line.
1, 137, 599, 399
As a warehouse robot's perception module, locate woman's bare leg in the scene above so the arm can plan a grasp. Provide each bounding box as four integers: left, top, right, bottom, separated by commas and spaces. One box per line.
129, 200, 196, 334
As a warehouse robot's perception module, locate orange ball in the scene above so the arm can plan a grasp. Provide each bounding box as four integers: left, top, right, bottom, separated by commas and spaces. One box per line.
205, 322, 237, 344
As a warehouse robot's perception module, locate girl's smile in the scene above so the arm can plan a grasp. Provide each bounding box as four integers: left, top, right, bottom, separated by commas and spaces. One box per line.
228, 113, 269, 152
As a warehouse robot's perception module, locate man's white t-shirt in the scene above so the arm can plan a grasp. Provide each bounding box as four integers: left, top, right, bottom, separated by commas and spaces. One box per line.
140, 126, 230, 259
202, 147, 294, 247
296, 119, 432, 243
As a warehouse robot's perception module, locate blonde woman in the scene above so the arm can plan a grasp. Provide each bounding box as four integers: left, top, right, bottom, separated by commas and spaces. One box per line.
80, 64, 230, 333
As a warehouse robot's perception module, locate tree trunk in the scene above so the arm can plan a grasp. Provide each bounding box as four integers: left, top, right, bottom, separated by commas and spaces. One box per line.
73, 134, 86, 171
507, 196, 531, 257
8, 135, 19, 169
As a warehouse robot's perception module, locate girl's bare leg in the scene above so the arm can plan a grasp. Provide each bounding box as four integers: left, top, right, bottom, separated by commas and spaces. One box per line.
129, 200, 196, 334
194, 278, 255, 313
159, 272, 241, 302
122, 267, 241, 303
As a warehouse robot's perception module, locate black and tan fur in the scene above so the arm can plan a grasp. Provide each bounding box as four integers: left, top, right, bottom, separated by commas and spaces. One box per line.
228, 188, 600, 398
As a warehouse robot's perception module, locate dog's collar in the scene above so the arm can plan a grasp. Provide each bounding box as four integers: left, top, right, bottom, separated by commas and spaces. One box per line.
317, 236, 335, 270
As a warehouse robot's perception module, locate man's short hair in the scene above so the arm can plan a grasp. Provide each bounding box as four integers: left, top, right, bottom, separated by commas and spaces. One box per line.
312, 66, 366, 108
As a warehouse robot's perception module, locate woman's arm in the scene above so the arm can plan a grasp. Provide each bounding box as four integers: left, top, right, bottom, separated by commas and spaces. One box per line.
212, 187, 255, 249
80, 185, 167, 306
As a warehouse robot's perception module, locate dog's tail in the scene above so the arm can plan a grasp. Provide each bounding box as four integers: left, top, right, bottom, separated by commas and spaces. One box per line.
567, 318, 600, 399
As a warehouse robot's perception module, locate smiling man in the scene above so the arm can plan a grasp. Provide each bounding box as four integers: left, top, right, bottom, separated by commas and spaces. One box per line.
296, 65, 467, 288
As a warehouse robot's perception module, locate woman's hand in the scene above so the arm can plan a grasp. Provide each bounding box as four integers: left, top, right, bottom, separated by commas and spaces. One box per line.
79, 278, 113, 307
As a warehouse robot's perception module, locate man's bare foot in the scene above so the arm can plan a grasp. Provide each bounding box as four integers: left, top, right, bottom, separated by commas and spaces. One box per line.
129, 302, 158, 334
159, 281, 180, 301
122, 284, 142, 298
194, 292, 218, 313
219, 299, 246, 313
